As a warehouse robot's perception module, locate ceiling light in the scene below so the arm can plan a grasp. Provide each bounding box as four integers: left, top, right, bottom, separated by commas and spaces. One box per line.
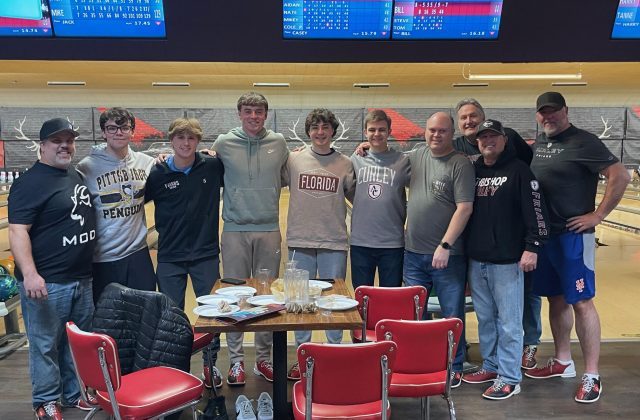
452, 83, 489, 88
353, 83, 390, 88
551, 82, 588, 87
47, 81, 86, 86
253, 82, 290, 87
468, 73, 582, 81
462, 63, 582, 81
151, 82, 190, 87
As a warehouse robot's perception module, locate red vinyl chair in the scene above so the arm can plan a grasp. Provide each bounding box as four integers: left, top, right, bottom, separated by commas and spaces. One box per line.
292, 341, 397, 420
375, 318, 463, 420
352, 285, 427, 343
66, 322, 204, 420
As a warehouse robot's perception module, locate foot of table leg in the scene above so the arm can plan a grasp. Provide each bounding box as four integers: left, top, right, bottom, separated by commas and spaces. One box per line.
272, 330, 290, 418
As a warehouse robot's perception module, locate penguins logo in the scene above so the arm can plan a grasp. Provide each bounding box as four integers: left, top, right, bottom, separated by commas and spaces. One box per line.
70, 184, 92, 226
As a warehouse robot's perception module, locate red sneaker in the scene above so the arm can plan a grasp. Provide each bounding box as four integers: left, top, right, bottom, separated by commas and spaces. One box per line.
525, 358, 576, 379
575, 374, 602, 403
462, 369, 498, 384
521, 345, 538, 370
203, 365, 223, 389
227, 361, 246, 386
287, 362, 301, 380
254, 360, 274, 382
34, 401, 63, 420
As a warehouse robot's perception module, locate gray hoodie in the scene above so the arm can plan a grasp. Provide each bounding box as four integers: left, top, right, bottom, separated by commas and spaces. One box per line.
213, 127, 288, 232
77, 144, 154, 262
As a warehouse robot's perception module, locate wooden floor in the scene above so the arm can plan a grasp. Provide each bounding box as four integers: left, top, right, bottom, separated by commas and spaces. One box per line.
1, 342, 639, 419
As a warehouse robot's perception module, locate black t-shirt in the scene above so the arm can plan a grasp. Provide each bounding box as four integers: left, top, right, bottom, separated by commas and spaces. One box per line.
530, 125, 618, 235
8, 161, 97, 282
453, 127, 533, 165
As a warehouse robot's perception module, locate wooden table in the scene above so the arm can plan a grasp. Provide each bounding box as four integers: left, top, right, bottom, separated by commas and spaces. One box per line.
194, 278, 362, 419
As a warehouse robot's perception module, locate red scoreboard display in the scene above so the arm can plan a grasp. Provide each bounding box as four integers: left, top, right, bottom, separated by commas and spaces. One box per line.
392, 0, 503, 39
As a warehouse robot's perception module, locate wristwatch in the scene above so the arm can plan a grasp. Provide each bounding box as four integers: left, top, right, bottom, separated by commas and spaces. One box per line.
440, 241, 451, 250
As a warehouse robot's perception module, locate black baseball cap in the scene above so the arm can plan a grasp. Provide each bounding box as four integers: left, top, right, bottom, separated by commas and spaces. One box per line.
476, 119, 505, 137
536, 92, 566, 112
39, 118, 79, 141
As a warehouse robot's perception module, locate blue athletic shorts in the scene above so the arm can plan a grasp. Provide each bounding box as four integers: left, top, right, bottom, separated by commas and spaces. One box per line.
532, 231, 596, 304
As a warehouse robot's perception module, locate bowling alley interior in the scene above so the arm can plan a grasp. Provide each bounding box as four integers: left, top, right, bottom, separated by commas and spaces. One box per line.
1, 1, 640, 419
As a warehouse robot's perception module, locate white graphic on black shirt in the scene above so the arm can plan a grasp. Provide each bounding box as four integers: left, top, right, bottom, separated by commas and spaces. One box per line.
70, 184, 92, 226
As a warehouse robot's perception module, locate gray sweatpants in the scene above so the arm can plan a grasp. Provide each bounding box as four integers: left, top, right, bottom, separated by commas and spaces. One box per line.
221, 230, 282, 364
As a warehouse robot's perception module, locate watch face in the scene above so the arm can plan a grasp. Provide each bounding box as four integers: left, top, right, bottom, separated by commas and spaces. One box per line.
441, 242, 450, 250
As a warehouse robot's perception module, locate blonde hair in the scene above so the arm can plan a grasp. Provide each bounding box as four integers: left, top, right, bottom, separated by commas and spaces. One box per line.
168, 118, 203, 141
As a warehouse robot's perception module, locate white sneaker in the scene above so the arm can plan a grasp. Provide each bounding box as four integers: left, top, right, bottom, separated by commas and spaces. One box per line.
235, 395, 256, 420
257, 392, 273, 420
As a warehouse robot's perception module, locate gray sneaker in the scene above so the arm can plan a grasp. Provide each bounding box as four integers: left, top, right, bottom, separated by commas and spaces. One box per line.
256, 392, 273, 420
235, 395, 256, 420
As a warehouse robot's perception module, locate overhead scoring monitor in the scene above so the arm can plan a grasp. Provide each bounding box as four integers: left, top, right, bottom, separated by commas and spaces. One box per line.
612, 0, 640, 39
392, 0, 504, 40
0, 0, 53, 37
283, 0, 393, 40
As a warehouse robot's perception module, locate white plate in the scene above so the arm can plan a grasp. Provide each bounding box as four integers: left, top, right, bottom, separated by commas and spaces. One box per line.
215, 286, 257, 297
316, 296, 358, 311
196, 295, 239, 305
246, 295, 284, 306
193, 304, 240, 317
309, 280, 333, 290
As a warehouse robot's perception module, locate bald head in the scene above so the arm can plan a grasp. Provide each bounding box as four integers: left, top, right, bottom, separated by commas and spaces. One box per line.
425, 112, 455, 157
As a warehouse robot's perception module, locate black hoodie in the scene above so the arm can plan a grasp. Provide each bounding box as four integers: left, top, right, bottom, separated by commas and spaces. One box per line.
465, 149, 549, 264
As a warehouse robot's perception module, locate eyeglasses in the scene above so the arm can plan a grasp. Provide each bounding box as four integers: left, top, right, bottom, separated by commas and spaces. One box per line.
104, 125, 132, 134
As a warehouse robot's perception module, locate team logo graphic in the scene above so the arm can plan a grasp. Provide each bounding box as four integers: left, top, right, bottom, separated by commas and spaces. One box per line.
547, 142, 553, 148
575, 278, 585, 293
70, 184, 92, 226
368, 183, 382, 199
530, 180, 539, 191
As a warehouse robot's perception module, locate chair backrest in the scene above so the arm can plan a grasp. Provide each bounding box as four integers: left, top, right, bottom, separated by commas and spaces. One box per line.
66, 322, 122, 393
297, 341, 397, 406
375, 318, 462, 375
355, 285, 428, 331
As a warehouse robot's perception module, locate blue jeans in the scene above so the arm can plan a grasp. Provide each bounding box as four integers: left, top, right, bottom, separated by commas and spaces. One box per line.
19, 279, 94, 408
403, 251, 467, 372
469, 260, 523, 385
523, 271, 542, 346
288, 248, 346, 345
350, 245, 404, 289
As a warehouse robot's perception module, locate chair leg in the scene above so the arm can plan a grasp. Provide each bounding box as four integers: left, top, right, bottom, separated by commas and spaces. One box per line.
420, 396, 430, 420
444, 394, 456, 420
191, 405, 198, 419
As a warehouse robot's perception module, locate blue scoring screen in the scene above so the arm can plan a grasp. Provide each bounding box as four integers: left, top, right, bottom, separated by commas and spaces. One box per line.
283, 0, 393, 39
392, 0, 504, 40
612, 0, 640, 39
0, 0, 53, 37
48, 0, 166, 38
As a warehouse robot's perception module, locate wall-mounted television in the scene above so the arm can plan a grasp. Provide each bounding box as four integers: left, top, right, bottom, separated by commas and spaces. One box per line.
283, 0, 393, 39
392, 0, 504, 39
0, 0, 53, 37
612, 0, 640, 39
48, 0, 166, 38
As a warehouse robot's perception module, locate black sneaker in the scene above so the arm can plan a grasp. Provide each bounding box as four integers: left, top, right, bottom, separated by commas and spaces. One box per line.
575, 374, 602, 403
450, 371, 462, 389
34, 401, 63, 420
482, 379, 521, 400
